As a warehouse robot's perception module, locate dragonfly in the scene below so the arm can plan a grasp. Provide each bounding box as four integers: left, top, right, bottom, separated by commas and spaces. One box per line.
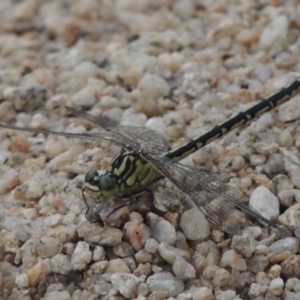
1, 78, 300, 235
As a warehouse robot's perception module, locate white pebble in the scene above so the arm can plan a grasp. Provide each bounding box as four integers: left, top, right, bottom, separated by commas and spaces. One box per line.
50, 254, 72, 275
90, 261, 109, 274
44, 214, 62, 227
62, 243, 75, 256
259, 15, 289, 54
249, 186, 280, 222
269, 277, 284, 296
98, 96, 120, 109
269, 237, 299, 255
192, 287, 213, 300
26, 179, 44, 198
135, 249, 152, 263
146, 271, 184, 297
216, 290, 238, 300
256, 272, 271, 286
71, 241, 92, 270
277, 131, 293, 147
45, 137, 70, 159
74, 61, 98, 79
249, 283, 268, 298
69, 204, 81, 215
158, 242, 190, 264
148, 214, 176, 245
221, 249, 247, 271
145, 117, 166, 136
279, 203, 300, 231
15, 273, 29, 289
121, 112, 147, 127
138, 74, 170, 100
212, 268, 232, 287
249, 154, 266, 166
22, 208, 38, 219
70, 86, 96, 107
30, 113, 49, 129
172, 256, 196, 280
249, 113, 274, 133
144, 238, 159, 254
137, 282, 149, 297
290, 168, 300, 189
218, 155, 245, 172
42, 291, 71, 300
179, 208, 210, 241
1, 230, 19, 253
278, 99, 300, 122
254, 142, 278, 156
93, 246, 106, 261
63, 213, 76, 226
105, 258, 131, 274
286, 278, 300, 291
269, 264, 282, 279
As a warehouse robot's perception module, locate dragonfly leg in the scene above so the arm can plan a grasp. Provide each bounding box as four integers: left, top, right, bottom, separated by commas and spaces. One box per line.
106, 188, 154, 217
82, 189, 104, 225
106, 200, 133, 218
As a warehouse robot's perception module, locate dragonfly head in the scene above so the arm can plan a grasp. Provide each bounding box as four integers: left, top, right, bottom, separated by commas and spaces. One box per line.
84, 169, 117, 200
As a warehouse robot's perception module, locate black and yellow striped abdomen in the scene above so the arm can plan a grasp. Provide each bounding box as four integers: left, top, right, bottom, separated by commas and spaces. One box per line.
165, 78, 300, 162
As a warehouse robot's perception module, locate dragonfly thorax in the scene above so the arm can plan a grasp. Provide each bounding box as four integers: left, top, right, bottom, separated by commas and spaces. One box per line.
84, 147, 162, 202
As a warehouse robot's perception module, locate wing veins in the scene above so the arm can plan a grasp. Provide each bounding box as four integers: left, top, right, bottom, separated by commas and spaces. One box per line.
142, 154, 290, 235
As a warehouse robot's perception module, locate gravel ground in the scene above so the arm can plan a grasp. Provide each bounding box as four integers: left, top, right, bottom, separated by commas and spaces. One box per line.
1, 1, 300, 299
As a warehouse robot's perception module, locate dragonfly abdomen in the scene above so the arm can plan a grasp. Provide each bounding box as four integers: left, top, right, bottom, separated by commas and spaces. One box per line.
165, 78, 300, 162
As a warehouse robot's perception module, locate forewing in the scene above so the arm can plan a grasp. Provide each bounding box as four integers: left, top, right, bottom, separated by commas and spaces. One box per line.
1, 107, 168, 154
116, 126, 169, 154
66, 106, 168, 154
0, 123, 133, 148
66, 106, 119, 128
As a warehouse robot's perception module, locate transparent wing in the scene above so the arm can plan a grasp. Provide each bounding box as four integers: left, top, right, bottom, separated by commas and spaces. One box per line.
66, 106, 119, 128
143, 154, 290, 235
0, 123, 132, 148
0, 107, 169, 154
66, 106, 169, 154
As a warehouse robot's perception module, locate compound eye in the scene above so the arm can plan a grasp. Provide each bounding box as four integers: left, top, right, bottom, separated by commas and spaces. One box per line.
99, 175, 116, 191
85, 169, 98, 184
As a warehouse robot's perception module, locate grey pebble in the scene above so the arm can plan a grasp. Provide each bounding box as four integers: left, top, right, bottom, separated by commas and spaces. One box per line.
112, 241, 134, 257
36, 237, 62, 259
247, 255, 269, 274
269, 237, 299, 255
146, 271, 184, 297
77, 221, 122, 246
111, 273, 139, 298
